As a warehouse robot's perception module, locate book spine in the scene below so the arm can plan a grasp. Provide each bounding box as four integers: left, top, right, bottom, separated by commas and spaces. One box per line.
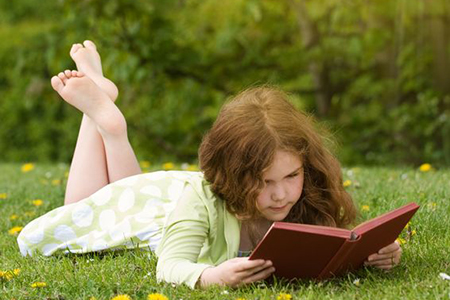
318, 238, 359, 279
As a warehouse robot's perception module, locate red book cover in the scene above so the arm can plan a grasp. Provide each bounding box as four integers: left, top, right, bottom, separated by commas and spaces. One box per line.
249, 202, 420, 280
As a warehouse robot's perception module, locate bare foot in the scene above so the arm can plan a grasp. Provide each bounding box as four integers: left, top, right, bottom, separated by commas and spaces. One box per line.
70, 40, 119, 102
51, 70, 126, 136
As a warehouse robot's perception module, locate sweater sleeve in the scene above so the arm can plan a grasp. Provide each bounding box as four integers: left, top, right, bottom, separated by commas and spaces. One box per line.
155, 183, 214, 288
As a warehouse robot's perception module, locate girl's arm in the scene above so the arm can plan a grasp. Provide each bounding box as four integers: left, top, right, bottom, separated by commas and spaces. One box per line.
156, 183, 274, 288
364, 241, 402, 270
155, 184, 215, 287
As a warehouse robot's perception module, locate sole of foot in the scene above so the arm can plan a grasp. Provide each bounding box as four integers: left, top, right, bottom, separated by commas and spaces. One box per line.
70, 40, 119, 102
51, 70, 126, 136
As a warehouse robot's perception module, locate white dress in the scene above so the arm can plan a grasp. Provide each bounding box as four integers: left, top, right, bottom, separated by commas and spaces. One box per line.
17, 171, 201, 256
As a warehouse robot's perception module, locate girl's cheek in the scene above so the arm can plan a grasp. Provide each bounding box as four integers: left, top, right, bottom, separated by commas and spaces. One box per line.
255, 193, 265, 209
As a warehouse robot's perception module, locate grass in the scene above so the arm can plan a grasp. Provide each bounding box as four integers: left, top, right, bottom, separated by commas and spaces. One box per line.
1, 162, 449, 300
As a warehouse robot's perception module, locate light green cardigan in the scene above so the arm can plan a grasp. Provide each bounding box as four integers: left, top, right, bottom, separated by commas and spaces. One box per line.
155, 174, 241, 288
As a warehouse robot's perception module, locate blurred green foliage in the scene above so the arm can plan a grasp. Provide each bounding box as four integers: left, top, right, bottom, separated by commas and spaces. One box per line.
0, 0, 449, 166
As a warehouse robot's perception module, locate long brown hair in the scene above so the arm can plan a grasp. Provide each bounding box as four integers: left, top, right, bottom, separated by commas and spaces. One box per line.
199, 86, 357, 232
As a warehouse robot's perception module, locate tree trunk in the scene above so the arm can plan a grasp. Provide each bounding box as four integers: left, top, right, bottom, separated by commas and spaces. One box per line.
289, 0, 331, 117
426, 2, 450, 95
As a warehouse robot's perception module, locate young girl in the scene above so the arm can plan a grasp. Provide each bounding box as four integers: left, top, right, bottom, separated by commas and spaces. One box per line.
17, 41, 402, 289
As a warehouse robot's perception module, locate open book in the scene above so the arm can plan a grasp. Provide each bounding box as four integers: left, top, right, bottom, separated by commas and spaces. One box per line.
249, 202, 419, 280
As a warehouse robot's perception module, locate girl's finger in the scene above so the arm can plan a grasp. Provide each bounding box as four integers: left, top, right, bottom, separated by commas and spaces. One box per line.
241, 266, 276, 285
378, 242, 401, 254
365, 256, 399, 267
367, 253, 396, 262
365, 258, 392, 266
368, 249, 401, 261
238, 260, 273, 277
234, 259, 268, 272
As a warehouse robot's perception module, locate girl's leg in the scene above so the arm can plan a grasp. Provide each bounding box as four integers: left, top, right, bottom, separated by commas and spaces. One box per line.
64, 114, 109, 205
98, 124, 142, 184
52, 70, 141, 205
64, 41, 140, 205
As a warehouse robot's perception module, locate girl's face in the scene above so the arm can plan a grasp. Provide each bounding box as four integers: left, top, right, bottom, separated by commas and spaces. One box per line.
256, 150, 304, 222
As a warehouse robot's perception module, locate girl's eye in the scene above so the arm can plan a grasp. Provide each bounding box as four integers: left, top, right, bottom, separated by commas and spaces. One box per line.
288, 173, 298, 178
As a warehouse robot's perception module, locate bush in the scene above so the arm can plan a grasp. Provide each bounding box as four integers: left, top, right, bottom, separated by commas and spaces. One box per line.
0, 0, 449, 166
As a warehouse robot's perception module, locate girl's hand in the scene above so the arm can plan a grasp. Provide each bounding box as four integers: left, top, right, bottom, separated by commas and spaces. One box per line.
364, 240, 402, 270
199, 257, 275, 288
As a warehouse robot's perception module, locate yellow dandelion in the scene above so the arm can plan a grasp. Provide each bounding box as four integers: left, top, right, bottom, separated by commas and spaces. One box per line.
396, 238, 406, 245
1, 268, 20, 281
361, 205, 370, 212
419, 163, 432, 172
147, 293, 168, 300
343, 180, 352, 187
31, 282, 47, 288
162, 162, 175, 170
8, 226, 23, 236
89, 297, 97, 300
111, 295, 132, 300
235, 298, 247, 300
277, 293, 292, 300
411, 229, 417, 236
404, 222, 411, 229
21, 163, 35, 173
1, 271, 9, 281
4, 272, 13, 281
140, 161, 151, 169
10, 214, 20, 221
0, 193, 7, 199
51, 179, 61, 186
32, 199, 44, 206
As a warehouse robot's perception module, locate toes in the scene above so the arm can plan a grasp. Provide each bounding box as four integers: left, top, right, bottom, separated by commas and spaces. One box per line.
71, 70, 85, 77
70, 43, 83, 56
64, 70, 72, 78
83, 40, 97, 50
58, 72, 69, 84
51, 76, 65, 93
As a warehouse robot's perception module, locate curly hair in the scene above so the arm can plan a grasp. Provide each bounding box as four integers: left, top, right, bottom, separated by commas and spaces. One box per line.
199, 86, 357, 231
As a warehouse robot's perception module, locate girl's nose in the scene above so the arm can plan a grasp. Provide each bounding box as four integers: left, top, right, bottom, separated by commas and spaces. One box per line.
271, 184, 286, 201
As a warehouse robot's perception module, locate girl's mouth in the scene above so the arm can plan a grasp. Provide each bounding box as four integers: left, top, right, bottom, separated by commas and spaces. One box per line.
270, 204, 287, 211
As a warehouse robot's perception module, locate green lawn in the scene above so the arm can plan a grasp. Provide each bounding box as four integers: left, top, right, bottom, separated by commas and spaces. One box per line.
1, 163, 449, 300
